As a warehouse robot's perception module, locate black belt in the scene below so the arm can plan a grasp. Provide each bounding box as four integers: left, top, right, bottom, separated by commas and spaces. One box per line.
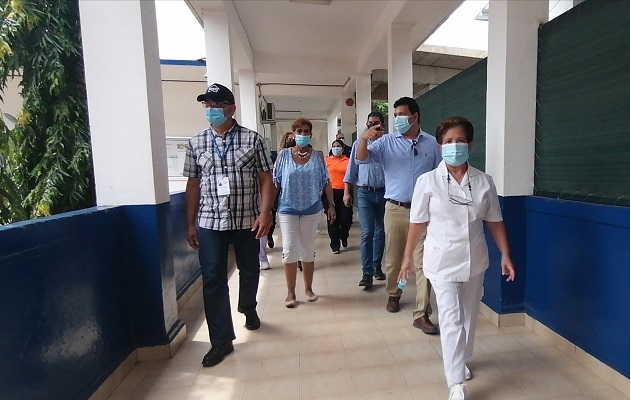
359, 186, 385, 193
386, 199, 411, 209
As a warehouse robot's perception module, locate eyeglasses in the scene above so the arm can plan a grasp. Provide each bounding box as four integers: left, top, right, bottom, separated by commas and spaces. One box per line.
411, 140, 418, 157
366, 121, 381, 128
295, 129, 311, 134
204, 101, 231, 108
447, 175, 473, 205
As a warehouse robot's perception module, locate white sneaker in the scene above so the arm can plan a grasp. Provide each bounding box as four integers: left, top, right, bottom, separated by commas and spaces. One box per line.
259, 260, 271, 270
465, 365, 472, 380
448, 383, 465, 400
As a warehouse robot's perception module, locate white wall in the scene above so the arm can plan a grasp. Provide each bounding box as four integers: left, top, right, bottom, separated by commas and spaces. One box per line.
162, 80, 209, 138
0, 77, 22, 120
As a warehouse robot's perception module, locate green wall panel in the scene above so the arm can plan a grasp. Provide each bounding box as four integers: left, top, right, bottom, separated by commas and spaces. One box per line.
417, 58, 487, 171
535, 0, 629, 206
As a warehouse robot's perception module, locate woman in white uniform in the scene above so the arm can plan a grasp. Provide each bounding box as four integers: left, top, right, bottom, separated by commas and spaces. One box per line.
399, 116, 515, 400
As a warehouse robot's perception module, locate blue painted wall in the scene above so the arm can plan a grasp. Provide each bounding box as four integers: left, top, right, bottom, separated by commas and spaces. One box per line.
524, 197, 629, 377
122, 203, 183, 348
0, 196, 198, 399
484, 196, 629, 378
170, 192, 201, 299
483, 196, 527, 314
0, 207, 133, 400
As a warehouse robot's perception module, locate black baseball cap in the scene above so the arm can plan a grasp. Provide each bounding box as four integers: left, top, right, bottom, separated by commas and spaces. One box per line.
196, 83, 235, 104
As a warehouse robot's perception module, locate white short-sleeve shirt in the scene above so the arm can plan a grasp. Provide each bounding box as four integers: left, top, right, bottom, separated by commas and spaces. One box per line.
410, 161, 503, 282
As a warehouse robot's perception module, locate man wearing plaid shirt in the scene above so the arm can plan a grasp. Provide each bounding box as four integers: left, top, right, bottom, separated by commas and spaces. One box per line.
184, 83, 274, 367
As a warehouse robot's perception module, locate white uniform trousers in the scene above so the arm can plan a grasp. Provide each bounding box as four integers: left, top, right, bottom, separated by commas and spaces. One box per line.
430, 273, 484, 386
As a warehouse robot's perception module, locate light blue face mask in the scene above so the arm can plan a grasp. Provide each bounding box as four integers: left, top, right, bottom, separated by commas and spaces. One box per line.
205, 108, 227, 126
441, 143, 470, 166
331, 147, 343, 156
294, 134, 311, 147
394, 115, 412, 133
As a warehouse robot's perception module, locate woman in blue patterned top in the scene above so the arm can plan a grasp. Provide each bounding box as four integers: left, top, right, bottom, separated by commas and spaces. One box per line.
274, 118, 336, 308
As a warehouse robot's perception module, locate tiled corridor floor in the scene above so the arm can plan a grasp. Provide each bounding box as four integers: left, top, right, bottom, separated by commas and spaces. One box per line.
107, 219, 627, 400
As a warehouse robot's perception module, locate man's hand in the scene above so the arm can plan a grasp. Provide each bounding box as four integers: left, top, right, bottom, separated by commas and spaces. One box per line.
362, 124, 384, 141
252, 212, 272, 239
343, 191, 353, 207
187, 226, 199, 250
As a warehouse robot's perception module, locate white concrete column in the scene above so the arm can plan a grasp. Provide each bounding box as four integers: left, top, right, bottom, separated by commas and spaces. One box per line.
549, 0, 584, 20
387, 24, 413, 133
238, 69, 258, 131
203, 9, 233, 89
80, 0, 168, 206
232, 84, 241, 122
340, 86, 355, 142
327, 108, 339, 149
355, 74, 372, 140
485, 0, 548, 196
79, 0, 181, 348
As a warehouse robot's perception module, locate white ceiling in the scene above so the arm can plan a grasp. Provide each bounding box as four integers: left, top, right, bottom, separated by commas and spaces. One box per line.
185, 0, 465, 121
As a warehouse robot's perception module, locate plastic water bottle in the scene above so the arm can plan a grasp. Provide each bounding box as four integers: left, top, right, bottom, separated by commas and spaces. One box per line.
397, 276, 407, 290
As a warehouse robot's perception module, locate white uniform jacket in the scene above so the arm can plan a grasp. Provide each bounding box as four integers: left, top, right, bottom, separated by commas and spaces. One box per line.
410, 161, 503, 282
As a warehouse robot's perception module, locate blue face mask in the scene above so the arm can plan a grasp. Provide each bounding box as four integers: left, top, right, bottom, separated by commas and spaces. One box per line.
331, 147, 343, 156
294, 134, 311, 147
441, 143, 470, 166
394, 115, 412, 133
205, 108, 227, 126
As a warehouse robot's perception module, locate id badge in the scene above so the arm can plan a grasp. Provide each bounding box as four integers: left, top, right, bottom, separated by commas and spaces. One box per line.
217, 176, 230, 196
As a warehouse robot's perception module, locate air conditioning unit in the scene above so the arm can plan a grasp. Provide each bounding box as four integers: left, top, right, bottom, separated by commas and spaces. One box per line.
262, 102, 275, 123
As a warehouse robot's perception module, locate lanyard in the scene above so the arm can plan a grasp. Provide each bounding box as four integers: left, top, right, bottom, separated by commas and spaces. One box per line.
211, 131, 235, 161
211, 131, 235, 174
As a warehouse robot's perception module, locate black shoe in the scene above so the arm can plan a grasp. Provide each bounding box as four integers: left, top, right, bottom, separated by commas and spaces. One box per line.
332, 248, 341, 254
374, 270, 386, 281
202, 342, 234, 367
245, 311, 261, 330
358, 275, 373, 287
341, 238, 348, 248
267, 236, 274, 248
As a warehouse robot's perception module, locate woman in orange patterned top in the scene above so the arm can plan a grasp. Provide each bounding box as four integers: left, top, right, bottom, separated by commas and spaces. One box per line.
325, 139, 353, 253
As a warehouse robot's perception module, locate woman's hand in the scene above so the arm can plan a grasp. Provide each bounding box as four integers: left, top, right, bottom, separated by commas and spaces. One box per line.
501, 255, 516, 281
326, 204, 336, 223
398, 255, 413, 284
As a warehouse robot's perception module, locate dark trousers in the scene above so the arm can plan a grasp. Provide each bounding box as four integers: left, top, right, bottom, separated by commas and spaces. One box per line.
326, 189, 353, 250
198, 228, 260, 345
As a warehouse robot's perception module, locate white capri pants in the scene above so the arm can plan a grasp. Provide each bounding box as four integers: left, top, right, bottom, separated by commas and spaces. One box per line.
277, 212, 321, 264
430, 273, 484, 386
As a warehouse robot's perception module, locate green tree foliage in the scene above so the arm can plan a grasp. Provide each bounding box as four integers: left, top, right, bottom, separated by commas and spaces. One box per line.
0, 0, 92, 224
371, 100, 388, 116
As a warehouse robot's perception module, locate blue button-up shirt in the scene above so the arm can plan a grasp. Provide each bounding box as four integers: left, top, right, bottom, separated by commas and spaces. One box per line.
343, 140, 385, 188
357, 129, 441, 203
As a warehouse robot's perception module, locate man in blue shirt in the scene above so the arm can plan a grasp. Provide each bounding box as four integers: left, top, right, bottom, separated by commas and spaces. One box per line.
356, 97, 441, 335
343, 112, 387, 288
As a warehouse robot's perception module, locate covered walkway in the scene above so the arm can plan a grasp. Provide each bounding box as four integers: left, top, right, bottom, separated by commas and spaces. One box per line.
104, 219, 626, 400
